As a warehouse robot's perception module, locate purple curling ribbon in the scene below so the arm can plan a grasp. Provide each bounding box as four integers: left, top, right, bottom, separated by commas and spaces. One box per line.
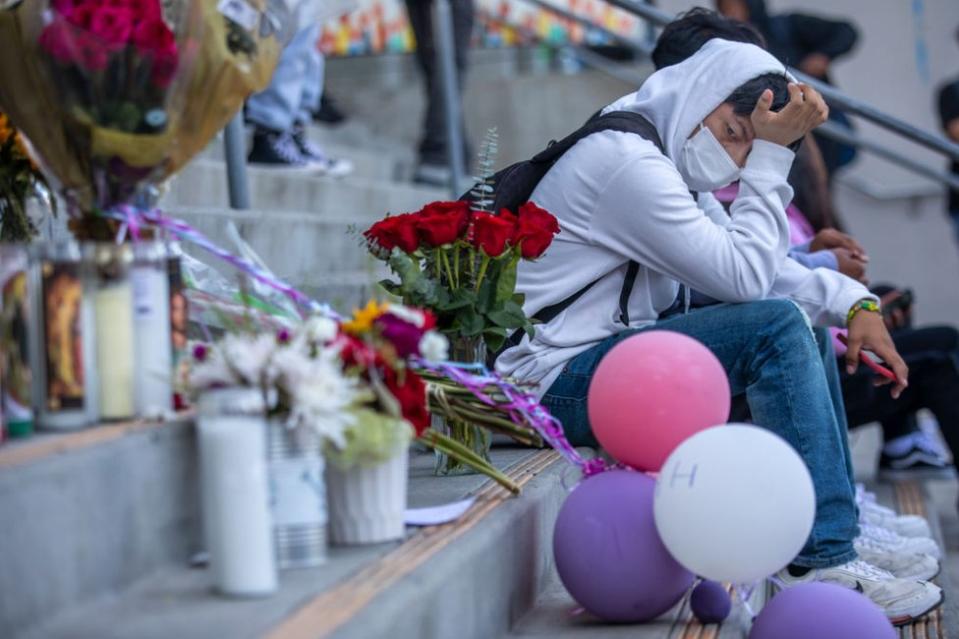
107, 206, 321, 316
416, 358, 609, 477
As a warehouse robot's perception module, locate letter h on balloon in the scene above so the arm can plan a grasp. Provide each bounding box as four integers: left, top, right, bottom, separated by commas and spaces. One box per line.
669, 460, 698, 489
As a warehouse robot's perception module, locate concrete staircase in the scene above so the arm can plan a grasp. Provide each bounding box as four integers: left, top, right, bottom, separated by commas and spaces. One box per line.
2, 419, 954, 639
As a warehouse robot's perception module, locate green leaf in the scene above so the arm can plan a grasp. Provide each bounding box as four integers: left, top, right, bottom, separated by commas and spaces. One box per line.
487, 305, 527, 329
484, 329, 507, 353
494, 253, 521, 305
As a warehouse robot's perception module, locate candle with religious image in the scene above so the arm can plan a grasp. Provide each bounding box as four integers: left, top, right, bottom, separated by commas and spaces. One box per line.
0, 245, 35, 438
30, 242, 98, 430
89, 244, 135, 421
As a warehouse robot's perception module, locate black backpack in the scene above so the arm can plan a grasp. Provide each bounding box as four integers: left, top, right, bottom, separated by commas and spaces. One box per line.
460, 110, 666, 363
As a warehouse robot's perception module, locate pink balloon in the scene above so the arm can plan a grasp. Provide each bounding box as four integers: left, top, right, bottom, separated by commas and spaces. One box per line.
587, 331, 730, 471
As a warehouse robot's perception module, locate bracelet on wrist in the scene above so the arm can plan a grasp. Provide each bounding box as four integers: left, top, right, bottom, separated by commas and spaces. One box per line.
847, 299, 880, 324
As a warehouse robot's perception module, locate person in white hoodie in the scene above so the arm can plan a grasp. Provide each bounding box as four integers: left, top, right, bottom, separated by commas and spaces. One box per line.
495, 38, 942, 624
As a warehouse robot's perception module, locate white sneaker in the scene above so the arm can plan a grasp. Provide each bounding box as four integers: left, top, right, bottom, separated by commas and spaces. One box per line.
858, 522, 941, 559
774, 560, 943, 626
853, 542, 940, 580
859, 497, 932, 539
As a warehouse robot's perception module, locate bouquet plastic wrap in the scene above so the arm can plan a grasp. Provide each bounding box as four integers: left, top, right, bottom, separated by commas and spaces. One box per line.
0, 0, 286, 239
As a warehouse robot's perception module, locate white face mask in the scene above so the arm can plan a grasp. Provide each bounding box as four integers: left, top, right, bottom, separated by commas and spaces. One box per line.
677, 123, 741, 192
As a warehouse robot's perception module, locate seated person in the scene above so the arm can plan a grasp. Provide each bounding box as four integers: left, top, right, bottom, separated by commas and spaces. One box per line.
716, 148, 955, 480
493, 27, 941, 624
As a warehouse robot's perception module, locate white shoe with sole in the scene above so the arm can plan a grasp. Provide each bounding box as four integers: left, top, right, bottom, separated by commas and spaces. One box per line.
858, 522, 940, 559
857, 486, 933, 538
853, 542, 940, 580
774, 560, 943, 626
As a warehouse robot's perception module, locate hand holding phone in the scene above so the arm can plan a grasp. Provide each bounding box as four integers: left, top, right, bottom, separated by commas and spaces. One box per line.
837, 333, 897, 382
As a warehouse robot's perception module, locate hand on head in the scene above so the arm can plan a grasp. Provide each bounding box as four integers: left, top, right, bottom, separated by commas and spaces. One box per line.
751, 83, 828, 147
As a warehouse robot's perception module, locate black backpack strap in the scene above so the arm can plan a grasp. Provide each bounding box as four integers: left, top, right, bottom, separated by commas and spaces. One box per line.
531, 110, 665, 165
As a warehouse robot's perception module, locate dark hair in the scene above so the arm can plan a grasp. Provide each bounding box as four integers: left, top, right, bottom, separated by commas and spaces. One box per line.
724, 73, 790, 115
651, 7, 765, 70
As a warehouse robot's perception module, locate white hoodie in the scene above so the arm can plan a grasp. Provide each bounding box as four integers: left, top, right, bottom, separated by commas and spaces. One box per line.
495, 39, 875, 396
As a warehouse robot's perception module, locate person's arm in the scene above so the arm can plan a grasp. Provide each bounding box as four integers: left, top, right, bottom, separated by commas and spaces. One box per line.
789, 14, 859, 62
788, 247, 839, 271
768, 256, 873, 326
589, 139, 794, 303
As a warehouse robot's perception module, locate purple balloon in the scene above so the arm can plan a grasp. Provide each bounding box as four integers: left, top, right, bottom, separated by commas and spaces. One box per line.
553, 470, 694, 622
749, 583, 896, 639
691, 580, 732, 623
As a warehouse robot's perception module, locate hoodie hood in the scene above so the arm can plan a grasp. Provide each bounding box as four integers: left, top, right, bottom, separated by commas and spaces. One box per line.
602, 39, 790, 163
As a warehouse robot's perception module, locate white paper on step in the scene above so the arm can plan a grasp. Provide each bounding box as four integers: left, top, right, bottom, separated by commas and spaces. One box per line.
404, 498, 476, 527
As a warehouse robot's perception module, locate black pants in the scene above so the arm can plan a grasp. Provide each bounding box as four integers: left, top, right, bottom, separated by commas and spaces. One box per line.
842, 325, 959, 461
404, 0, 474, 165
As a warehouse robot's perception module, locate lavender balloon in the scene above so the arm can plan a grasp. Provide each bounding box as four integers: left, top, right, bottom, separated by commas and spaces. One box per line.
553, 470, 694, 622
691, 580, 731, 624
749, 583, 895, 639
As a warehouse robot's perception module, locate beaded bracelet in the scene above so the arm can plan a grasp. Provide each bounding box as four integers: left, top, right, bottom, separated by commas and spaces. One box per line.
847, 299, 880, 324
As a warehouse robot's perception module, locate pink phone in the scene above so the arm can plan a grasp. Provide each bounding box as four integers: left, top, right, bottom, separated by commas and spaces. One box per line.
837, 334, 898, 382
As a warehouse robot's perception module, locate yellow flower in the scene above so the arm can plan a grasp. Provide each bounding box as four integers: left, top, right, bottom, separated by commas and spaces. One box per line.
342, 299, 389, 335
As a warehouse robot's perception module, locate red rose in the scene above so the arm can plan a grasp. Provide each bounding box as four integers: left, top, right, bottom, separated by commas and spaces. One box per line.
415, 200, 470, 247
364, 213, 420, 254
471, 212, 515, 258
384, 366, 430, 436
51, 0, 81, 18
132, 18, 175, 55
65, 3, 97, 28
105, 0, 163, 20
513, 202, 560, 259
421, 309, 437, 331
150, 48, 179, 87
39, 20, 76, 64
89, 6, 135, 50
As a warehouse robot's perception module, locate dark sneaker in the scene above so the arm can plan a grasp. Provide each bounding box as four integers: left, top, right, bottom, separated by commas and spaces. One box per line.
878, 431, 955, 481
247, 128, 312, 170
292, 123, 354, 178
312, 94, 347, 125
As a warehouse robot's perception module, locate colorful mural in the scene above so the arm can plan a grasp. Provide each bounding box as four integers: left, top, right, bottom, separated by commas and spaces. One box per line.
318, 0, 644, 57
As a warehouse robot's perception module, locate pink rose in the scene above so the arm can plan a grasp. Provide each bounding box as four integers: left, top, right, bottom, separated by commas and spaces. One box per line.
150, 49, 179, 88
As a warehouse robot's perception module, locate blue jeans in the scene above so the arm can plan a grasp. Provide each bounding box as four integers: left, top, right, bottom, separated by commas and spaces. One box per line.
542, 300, 859, 569
246, 24, 323, 132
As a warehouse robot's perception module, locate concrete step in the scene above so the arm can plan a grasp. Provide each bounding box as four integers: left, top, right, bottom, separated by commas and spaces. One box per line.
197, 122, 418, 184
166, 205, 389, 313
1, 421, 573, 639
162, 159, 446, 214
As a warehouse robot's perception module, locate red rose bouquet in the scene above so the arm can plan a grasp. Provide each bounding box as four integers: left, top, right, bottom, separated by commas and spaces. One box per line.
363, 199, 560, 356
0, 0, 285, 239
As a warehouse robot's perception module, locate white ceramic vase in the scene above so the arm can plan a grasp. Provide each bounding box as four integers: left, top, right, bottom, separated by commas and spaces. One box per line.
326, 447, 409, 545
196, 388, 277, 597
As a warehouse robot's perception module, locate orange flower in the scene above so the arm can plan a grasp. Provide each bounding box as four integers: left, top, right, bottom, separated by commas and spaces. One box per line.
0, 112, 12, 146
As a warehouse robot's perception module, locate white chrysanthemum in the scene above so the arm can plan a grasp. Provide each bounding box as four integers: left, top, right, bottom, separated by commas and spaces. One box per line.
303, 315, 339, 343
418, 331, 449, 361
385, 304, 425, 328
187, 351, 237, 390
287, 357, 358, 448
267, 344, 313, 388
220, 333, 276, 385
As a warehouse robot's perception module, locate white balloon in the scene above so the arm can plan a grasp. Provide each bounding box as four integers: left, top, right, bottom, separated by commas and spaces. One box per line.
653, 424, 816, 584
